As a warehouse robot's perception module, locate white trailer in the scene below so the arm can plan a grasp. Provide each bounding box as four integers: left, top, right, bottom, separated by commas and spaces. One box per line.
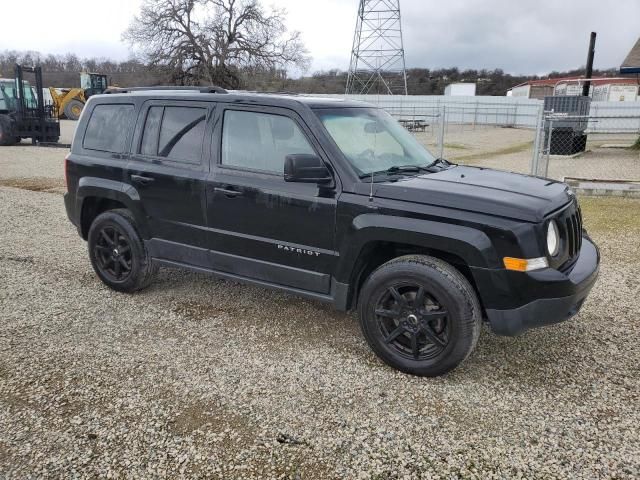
444, 83, 476, 96
592, 84, 638, 102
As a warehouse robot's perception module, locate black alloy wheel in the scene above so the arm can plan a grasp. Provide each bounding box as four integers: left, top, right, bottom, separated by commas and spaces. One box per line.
375, 283, 449, 361
87, 209, 157, 292
93, 225, 133, 282
358, 255, 481, 377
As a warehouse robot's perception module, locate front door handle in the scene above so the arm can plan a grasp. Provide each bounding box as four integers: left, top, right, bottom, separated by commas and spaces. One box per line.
214, 187, 243, 198
131, 174, 155, 186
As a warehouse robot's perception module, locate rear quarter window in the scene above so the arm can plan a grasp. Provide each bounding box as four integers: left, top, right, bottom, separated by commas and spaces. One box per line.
83, 104, 134, 153
138, 105, 206, 164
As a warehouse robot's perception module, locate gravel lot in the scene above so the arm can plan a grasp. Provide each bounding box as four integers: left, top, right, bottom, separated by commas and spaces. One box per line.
1, 135, 640, 478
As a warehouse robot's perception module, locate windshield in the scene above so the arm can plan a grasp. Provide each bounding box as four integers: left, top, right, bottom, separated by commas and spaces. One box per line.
0, 80, 37, 110
315, 107, 436, 176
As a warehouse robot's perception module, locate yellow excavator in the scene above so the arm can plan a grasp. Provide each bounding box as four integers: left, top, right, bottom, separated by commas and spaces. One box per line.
49, 72, 109, 120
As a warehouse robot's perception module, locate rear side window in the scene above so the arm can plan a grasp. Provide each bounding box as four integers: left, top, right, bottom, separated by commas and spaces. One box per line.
83, 104, 134, 153
221, 110, 315, 174
139, 106, 206, 163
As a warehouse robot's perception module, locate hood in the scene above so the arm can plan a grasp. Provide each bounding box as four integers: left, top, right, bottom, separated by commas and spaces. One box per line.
367, 165, 572, 222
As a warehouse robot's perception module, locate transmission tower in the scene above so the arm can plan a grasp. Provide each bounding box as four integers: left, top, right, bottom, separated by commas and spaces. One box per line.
346, 0, 408, 95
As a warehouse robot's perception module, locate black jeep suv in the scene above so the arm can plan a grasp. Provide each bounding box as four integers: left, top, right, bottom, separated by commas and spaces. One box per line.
64, 87, 599, 376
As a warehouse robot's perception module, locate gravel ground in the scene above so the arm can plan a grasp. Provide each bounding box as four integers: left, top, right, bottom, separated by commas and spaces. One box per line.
1, 139, 640, 478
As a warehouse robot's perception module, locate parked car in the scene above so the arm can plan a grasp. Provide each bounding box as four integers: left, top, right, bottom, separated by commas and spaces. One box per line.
63, 87, 600, 376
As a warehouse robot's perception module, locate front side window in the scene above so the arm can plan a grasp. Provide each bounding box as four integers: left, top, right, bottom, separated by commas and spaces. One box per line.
315, 107, 436, 177
83, 104, 134, 153
139, 106, 206, 163
221, 110, 315, 174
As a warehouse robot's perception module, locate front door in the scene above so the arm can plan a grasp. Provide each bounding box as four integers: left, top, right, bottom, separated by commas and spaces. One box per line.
206, 106, 338, 294
127, 100, 213, 262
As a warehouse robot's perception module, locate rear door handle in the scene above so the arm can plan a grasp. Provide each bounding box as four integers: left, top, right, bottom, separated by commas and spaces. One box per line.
214, 187, 243, 198
131, 174, 155, 185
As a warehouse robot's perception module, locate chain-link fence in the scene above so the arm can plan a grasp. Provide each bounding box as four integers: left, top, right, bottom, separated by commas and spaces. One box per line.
316, 94, 640, 182
397, 103, 543, 176
379, 99, 640, 182
532, 109, 640, 181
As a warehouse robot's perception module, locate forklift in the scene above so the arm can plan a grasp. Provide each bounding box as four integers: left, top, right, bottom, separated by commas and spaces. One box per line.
0, 65, 60, 145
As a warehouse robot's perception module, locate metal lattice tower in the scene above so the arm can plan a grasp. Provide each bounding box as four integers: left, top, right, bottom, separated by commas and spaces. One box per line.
346, 0, 408, 95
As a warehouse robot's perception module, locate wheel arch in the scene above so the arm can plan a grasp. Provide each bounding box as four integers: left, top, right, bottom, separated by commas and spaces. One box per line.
337, 214, 499, 311
77, 177, 148, 240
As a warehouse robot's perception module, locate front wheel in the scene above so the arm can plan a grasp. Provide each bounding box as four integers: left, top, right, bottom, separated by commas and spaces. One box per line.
63, 99, 84, 120
358, 255, 481, 377
87, 209, 157, 292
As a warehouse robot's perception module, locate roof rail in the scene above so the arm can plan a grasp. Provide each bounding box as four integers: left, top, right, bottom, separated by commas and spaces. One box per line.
103, 86, 228, 94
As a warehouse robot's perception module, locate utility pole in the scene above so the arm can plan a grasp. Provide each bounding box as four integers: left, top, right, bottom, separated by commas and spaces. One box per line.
346, 0, 408, 95
582, 32, 597, 97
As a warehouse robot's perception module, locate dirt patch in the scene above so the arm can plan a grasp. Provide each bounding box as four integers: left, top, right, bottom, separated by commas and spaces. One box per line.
0, 177, 65, 193
170, 401, 255, 440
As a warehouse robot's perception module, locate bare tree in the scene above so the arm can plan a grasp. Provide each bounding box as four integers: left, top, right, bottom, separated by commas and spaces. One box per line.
123, 0, 309, 88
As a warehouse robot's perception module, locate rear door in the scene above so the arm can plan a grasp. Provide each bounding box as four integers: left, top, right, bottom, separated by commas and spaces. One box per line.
205, 105, 339, 294
128, 100, 213, 262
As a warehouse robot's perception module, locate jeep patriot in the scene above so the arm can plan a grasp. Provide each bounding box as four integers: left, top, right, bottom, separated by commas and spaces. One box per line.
64, 87, 600, 376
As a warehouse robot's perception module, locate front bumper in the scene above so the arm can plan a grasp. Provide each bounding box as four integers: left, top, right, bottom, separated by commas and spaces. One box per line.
483, 236, 600, 336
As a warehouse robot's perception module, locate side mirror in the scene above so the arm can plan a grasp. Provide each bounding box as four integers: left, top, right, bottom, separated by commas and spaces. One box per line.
284, 154, 333, 184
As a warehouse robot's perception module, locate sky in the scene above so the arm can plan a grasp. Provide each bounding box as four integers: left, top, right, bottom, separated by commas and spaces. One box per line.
3, 0, 639, 76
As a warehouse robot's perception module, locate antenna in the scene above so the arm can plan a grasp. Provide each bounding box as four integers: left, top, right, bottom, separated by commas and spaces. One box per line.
346, 0, 408, 95
369, 116, 379, 202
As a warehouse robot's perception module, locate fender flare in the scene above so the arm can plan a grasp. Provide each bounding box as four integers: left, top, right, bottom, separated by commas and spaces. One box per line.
335, 213, 499, 286
75, 177, 150, 238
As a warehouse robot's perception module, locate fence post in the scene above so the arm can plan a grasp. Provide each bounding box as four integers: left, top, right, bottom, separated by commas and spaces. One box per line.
544, 118, 553, 178
438, 105, 446, 159
530, 105, 544, 175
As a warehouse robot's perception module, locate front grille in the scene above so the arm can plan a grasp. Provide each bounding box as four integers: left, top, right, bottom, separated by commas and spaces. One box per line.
564, 205, 583, 258
552, 199, 583, 272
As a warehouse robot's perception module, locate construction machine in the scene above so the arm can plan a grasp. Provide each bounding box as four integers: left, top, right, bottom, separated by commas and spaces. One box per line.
0, 65, 60, 145
49, 72, 109, 120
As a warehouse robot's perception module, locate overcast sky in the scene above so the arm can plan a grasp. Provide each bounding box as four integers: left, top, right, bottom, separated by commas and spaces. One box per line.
4, 0, 639, 75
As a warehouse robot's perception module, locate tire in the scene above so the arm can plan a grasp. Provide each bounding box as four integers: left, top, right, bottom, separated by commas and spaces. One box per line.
0, 115, 16, 146
87, 209, 158, 293
63, 99, 84, 120
358, 255, 481, 377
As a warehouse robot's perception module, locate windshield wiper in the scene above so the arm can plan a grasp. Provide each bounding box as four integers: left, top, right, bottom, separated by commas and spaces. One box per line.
359, 162, 451, 179
359, 165, 424, 178
426, 157, 452, 169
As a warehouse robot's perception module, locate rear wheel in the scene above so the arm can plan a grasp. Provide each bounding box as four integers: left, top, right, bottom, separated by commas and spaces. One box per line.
63, 99, 84, 120
88, 209, 157, 292
358, 255, 481, 377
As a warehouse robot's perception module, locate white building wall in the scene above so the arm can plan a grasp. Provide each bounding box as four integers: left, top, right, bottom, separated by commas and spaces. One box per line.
510, 85, 530, 98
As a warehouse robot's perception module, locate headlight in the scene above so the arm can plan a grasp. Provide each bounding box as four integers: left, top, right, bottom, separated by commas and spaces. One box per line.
547, 220, 559, 257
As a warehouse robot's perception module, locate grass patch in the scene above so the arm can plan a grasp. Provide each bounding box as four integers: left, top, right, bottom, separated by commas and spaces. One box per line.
578, 196, 640, 234
631, 135, 640, 150
451, 141, 533, 162
444, 143, 469, 150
